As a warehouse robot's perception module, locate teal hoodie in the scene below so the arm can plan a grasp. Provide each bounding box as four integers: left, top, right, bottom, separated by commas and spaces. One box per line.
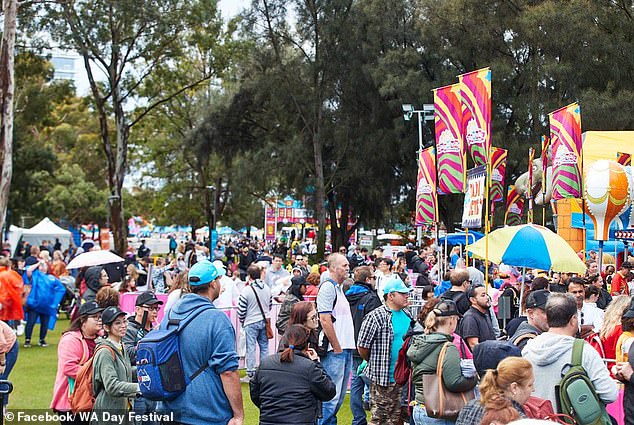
407, 332, 477, 405
157, 293, 239, 425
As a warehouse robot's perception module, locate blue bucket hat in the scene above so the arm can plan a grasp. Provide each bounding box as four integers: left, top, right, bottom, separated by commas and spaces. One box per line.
188, 260, 220, 286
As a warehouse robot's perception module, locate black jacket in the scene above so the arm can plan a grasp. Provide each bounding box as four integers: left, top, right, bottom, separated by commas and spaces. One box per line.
440, 290, 470, 315
596, 287, 612, 310
345, 282, 383, 346
250, 351, 336, 425
122, 316, 151, 365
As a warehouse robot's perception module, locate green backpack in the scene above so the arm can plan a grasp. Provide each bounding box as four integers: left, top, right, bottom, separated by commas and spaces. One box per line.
555, 339, 612, 425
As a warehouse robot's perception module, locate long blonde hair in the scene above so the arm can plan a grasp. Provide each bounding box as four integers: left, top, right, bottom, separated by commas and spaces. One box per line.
600, 295, 631, 340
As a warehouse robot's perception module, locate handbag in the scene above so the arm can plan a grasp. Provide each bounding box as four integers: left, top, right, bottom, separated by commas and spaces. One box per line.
250, 285, 274, 339
422, 342, 475, 420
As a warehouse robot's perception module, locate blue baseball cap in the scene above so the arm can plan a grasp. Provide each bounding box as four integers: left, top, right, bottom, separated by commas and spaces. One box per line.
188, 260, 220, 286
383, 276, 413, 294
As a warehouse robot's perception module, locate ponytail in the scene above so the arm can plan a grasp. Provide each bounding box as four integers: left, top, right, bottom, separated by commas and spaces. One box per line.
480, 395, 519, 425
280, 324, 310, 363
479, 357, 532, 406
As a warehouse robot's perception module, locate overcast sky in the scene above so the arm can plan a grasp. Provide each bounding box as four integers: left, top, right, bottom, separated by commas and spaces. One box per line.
219, 0, 250, 18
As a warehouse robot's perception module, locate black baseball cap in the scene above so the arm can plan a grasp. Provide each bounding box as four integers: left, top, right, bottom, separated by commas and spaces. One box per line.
135, 291, 164, 307
101, 306, 127, 325
433, 300, 461, 317
525, 289, 550, 310
79, 301, 104, 316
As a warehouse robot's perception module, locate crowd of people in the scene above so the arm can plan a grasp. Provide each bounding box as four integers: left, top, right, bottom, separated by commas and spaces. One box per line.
1, 233, 634, 425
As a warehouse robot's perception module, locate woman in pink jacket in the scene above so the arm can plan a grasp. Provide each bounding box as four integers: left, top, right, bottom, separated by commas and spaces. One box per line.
51, 301, 104, 423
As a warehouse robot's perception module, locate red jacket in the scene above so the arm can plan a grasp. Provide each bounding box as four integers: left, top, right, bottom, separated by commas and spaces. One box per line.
0, 266, 24, 321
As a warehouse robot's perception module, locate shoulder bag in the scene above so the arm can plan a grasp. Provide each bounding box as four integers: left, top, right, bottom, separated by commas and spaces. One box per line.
422, 341, 475, 419
251, 284, 274, 339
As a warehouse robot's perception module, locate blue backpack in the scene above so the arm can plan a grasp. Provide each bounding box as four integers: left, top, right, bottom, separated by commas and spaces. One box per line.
136, 306, 212, 401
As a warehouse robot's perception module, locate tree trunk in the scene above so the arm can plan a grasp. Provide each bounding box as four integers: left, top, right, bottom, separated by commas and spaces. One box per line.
0, 0, 16, 236
110, 85, 128, 255
313, 129, 327, 259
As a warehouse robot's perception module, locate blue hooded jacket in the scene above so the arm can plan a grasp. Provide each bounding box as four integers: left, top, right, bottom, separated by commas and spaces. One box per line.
157, 293, 238, 425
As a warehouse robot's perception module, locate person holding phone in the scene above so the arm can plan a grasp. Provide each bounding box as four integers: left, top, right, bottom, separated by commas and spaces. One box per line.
123, 291, 162, 425
250, 324, 336, 425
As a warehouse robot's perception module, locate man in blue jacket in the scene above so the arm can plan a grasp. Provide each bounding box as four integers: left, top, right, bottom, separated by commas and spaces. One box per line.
158, 260, 244, 425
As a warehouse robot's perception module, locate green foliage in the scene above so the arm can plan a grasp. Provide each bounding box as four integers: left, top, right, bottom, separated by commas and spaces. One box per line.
44, 164, 108, 223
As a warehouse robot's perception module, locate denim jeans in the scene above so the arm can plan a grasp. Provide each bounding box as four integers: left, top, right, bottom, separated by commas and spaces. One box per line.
133, 396, 157, 425
412, 405, 455, 425
25, 309, 50, 343
244, 320, 268, 375
319, 349, 353, 425
350, 356, 368, 425
0, 340, 17, 406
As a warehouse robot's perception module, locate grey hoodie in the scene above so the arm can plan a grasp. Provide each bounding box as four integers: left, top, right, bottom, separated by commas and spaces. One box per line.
522, 332, 618, 408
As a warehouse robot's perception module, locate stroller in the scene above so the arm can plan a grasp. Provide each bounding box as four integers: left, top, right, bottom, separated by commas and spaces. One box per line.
58, 276, 78, 320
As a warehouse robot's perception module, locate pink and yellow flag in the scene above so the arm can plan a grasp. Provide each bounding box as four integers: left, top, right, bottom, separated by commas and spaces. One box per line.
415, 147, 438, 225
505, 185, 524, 226
434, 83, 465, 194
489, 147, 507, 203
459, 67, 491, 167
617, 152, 632, 166
549, 103, 582, 200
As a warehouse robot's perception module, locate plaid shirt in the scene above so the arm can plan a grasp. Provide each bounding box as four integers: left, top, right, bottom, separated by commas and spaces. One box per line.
357, 305, 412, 386
456, 399, 526, 425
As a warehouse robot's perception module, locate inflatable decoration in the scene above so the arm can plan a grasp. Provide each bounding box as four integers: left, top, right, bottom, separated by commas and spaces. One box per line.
584, 160, 630, 241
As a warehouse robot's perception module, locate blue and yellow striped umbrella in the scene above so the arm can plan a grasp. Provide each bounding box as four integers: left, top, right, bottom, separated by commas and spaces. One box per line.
466, 224, 586, 273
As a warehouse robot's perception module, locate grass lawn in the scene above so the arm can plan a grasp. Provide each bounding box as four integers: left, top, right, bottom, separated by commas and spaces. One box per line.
11, 318, 357, 425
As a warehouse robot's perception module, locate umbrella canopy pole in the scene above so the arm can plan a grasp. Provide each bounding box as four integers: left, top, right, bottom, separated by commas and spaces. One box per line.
436, 222, 442, 286
519, 267, 526, 316
442, 236, 449, 278
465, 228, 469, 267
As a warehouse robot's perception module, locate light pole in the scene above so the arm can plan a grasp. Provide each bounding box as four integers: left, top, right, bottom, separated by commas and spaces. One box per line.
402, 103, 434, 246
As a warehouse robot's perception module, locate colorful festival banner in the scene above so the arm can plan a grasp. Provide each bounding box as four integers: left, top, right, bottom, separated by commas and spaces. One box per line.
549, 103, 583, 200
264, 205, 276, 242
505, 185, 525, 226
462, 165, 487, 228
489, 147, 507, 203
617, 152, 632, 166
415, 146, 438, 226
415, 147, 438, 225
459, 68, 491, 167
434, 83, 465, 194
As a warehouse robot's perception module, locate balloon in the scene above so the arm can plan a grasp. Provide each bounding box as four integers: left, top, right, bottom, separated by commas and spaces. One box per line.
584, 160, 630, 241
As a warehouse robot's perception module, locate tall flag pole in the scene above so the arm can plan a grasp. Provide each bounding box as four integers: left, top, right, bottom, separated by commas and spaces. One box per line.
460, 67, 491, 287
415, 147, 438, 226
541, 135, 550, 226
528, 147, 535, 223
434, 84, 466, 194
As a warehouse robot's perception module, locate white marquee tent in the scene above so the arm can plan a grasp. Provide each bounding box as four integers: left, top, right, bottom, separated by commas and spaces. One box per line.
19, 218, 73, 250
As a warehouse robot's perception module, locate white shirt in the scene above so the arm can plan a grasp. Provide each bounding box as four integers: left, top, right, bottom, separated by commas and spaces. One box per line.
581, 302, 604, 333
